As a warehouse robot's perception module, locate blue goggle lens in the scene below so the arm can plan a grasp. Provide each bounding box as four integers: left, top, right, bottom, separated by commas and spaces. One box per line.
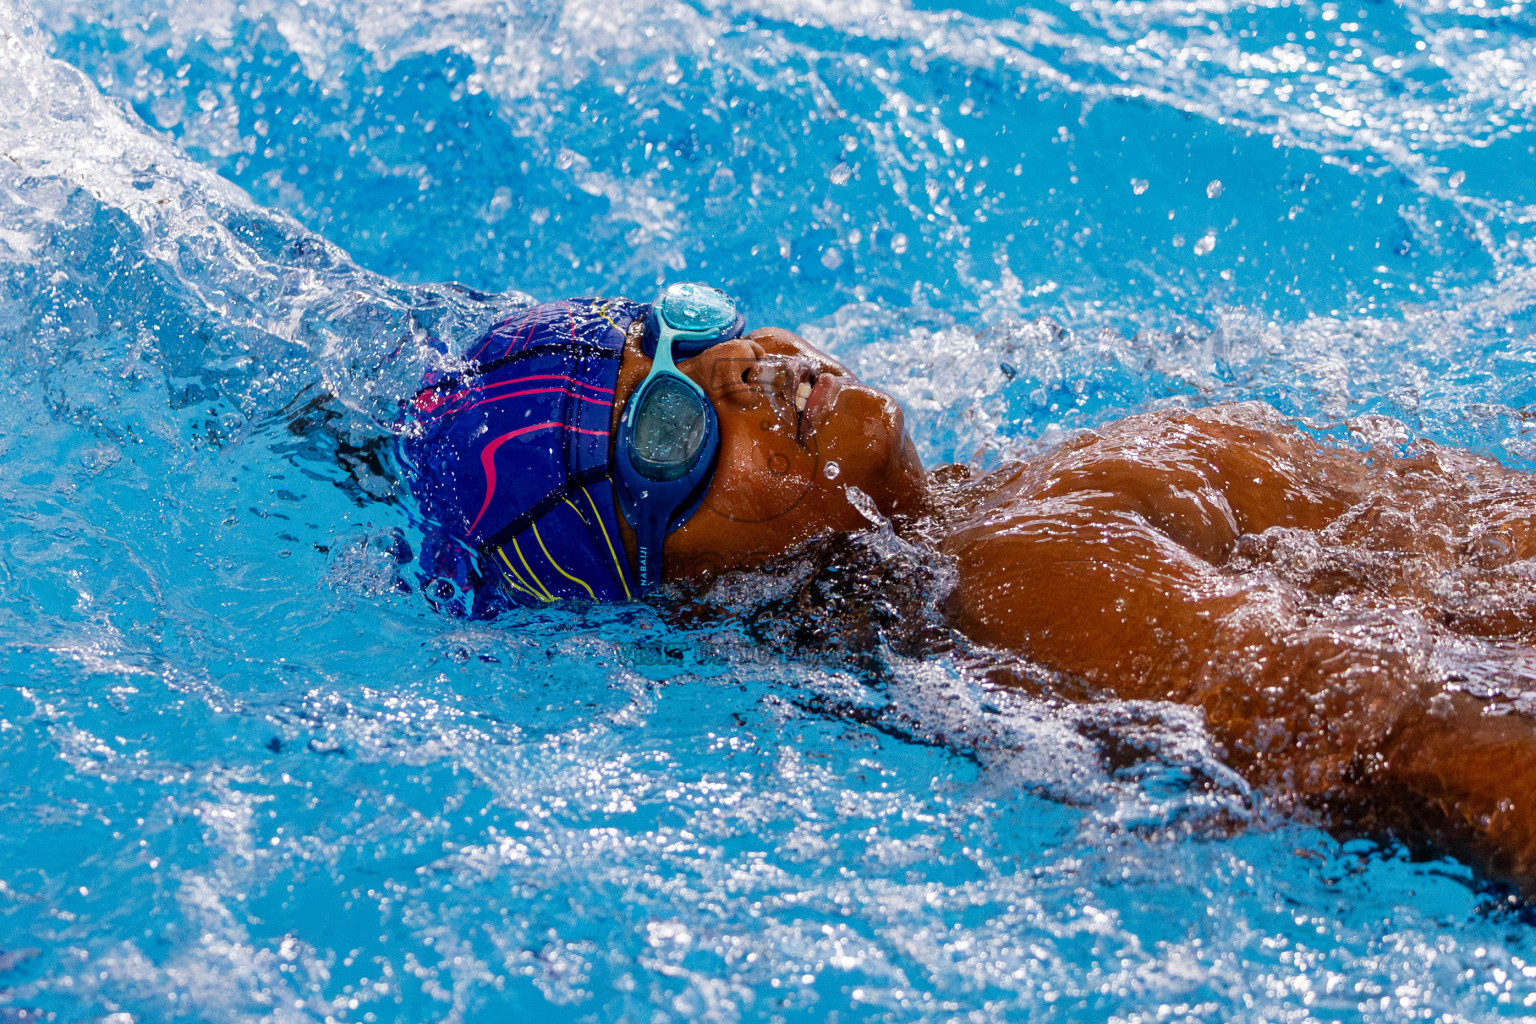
657, 283, 738, 334
630, 376, 709, 482
642, 282, 746, 358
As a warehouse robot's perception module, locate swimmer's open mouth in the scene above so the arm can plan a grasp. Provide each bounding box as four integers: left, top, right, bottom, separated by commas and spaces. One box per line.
797, 366, 844, 446
764, 357, 843, 446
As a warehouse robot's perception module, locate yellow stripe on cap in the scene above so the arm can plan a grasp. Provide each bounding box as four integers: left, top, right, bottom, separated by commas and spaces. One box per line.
583, 483, 632, 601
497, 546, 551, 603
511, 535, 556, 602
531, 518, 597, 600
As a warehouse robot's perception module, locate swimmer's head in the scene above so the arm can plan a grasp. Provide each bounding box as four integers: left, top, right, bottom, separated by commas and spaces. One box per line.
612, 323, 927, 585
405, 298, 643, 613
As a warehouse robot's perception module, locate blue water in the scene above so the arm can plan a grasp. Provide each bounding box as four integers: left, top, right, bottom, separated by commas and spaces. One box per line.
4, 0, 1536, 1019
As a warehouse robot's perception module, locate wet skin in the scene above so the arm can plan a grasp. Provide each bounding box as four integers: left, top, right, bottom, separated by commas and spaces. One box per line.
612, 325, 1536, 886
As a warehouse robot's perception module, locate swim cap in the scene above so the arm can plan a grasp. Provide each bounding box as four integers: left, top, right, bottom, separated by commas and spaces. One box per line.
402, 298, 642, 615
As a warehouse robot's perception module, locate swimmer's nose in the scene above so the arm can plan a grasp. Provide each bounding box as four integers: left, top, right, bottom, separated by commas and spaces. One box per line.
680, 331, 852, 409
684, 337, 775, 409
747, 326, 853, 383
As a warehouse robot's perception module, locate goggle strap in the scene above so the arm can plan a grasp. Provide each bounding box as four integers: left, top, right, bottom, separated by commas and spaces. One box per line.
636, 539, 664, 593
629, 501, 670, 594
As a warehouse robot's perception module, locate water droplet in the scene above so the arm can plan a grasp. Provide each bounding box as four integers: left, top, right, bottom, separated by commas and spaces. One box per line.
1131, 178, 1149, 195
1448, 170, 1466, 189
890, 233, 909, 254
829, 162, 851, 185
823, 461, 841, 480
820, 247, 843, 270
1206, 179, 1224, 198
846, 485, 884, 525
1193, 231, 1217, 256
958, 98, 975, 115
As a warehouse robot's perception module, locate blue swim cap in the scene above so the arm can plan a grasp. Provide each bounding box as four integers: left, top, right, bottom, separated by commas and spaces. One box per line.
401, 298, 642, 615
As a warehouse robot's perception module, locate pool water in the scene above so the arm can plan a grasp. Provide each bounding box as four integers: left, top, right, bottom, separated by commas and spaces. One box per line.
4, 0, 1536, 1019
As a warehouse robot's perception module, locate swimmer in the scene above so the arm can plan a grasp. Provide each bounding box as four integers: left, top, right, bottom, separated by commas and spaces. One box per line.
402, 285, 1536, 890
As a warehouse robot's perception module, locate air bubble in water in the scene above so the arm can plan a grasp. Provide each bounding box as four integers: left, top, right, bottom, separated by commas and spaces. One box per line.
1193, 231, 1216, 256
1131, 178, 1149, 195
891, 233, 909, 254
823, 461, 841, 480
1449, 170, 1466, 189
1206, 179, 1224, 198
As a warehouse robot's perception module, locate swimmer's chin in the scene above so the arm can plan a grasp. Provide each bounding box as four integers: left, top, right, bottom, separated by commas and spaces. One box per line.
881, 431, 928, 517
866, 401, 928, 519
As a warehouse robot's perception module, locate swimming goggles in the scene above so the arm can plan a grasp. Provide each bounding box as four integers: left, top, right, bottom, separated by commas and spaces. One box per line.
615, 282, 746, 594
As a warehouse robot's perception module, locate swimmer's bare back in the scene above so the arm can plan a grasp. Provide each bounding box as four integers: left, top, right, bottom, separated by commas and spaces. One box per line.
937, 402, 1536, 884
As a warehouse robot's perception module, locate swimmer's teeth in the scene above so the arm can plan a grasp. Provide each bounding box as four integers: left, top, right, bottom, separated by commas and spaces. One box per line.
794, 382, 811, 411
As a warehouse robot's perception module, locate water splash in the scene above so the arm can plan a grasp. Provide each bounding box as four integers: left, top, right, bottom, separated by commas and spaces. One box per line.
1, 0, 1536, 1020
32, 0, 1536, 326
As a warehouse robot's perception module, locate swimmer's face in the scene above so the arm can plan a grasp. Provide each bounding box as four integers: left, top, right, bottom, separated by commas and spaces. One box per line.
612, 325, 927, 585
